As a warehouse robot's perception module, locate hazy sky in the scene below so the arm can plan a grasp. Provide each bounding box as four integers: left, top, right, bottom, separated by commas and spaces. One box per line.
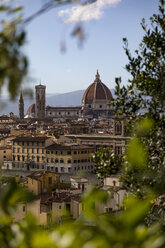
14, 0, 158, 94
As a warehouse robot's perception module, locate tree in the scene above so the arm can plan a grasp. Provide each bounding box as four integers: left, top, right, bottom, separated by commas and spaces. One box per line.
113, 0, 165, 223
91, 147, 123, 178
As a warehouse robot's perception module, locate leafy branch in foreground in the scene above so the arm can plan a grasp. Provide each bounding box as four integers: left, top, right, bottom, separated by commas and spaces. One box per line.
91, 147, 123, 178
113, 0, 165, 224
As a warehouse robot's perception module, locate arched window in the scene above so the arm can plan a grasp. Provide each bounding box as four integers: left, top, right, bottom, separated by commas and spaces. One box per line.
67, 159, 71, 164
55, 158, 58, 163
115, 121, 122, 135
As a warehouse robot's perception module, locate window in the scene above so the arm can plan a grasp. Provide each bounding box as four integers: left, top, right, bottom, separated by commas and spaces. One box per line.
48, 177, 52, 184
74, 151, 77, 154
17, 148, 20, 153
51, 151, 53, 154
113, 180, 116, 186
27, 142, 29, 146
37, 148, 39, 154
46, 151, 50, 154
55, 151, 58, 155
42, 156, 45, 162
81, 151, 84, 154
74, 160, 77, 163
55, 159, 58, 163
67, 151, 71, 155
42, 149, 44, 154
68, 112, 70, 115
68, 159, 71, 164
51, 158, 54, 163
37, 156, 40, 162
55, 167, 58, 173
115, 121, 122, 135
115, 146, 122, 155
60, 159, 64, 163
32, 148, 34, 153
78, 160, 80, 163
22, 156, 25, 162
60, 151, 63, 155
99, 105, 102, 108
23, 205, 26, 212
59, 205, 61, 209
59, 112, 61, 115
32, 142, 34, 146
47, 158, 49, 163
22, 141, 24, 146
3, 151, 6, 153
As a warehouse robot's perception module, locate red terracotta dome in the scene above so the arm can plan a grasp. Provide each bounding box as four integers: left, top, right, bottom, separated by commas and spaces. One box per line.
82, 70, 113, 105
27, 104, 35, 114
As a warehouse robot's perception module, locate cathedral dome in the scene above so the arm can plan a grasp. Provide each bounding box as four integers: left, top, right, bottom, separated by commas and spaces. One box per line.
82, 70, 113, 105
27, 104, 35, 114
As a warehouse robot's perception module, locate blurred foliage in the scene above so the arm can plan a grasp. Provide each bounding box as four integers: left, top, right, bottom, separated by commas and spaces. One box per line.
0, 2, 28, 99
91, 147, 123, 178
0, 0, 87, 100
0, 180, 165, 247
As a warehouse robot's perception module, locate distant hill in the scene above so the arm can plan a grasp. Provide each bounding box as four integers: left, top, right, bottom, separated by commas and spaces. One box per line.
0, 89, 115, 115
47, 90, 85, 107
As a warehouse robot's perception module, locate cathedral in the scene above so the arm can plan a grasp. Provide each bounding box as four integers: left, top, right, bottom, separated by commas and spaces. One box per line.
20, 70, 114, 120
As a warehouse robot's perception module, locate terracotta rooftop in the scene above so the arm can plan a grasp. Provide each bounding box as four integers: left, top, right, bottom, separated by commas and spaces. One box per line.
46, 106, 82, 110
27, 170, 60, 180
13, 135, 49, 142
46, 143, 95, 150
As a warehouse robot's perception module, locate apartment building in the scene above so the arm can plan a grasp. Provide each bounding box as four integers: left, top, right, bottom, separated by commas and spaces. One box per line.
12, 136, 51, 171
45, 143, 95, 173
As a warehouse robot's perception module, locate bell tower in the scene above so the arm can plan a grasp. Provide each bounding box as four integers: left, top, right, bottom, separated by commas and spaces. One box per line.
35, 84, 46, 119
19, 91, 24, 120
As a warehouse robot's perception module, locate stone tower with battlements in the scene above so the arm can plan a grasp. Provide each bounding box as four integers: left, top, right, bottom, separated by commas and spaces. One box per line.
19, 91, 24, 120
35, 84, 46, 119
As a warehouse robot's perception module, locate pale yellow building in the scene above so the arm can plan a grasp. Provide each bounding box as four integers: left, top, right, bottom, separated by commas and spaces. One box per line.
27, 170, 60, 195
12, 135, 52, 170
0, 146, 12, 166
45, 143, 95, 173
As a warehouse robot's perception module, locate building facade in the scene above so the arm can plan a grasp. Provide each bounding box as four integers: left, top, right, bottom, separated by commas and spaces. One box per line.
26, 71, 114, 120
35, 84, 46, 119
19, 91, 24, 120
